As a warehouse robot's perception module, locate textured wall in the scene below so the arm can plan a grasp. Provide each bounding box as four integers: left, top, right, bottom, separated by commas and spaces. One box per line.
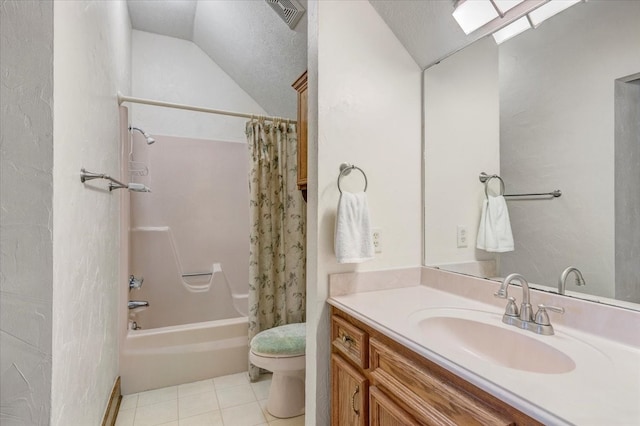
0, 2, 54, 424
308, 1, 422, 424
424, 37, 499, 266
131, 30, 268, 143
499, 1, 640, 297
51, 1, 131, 425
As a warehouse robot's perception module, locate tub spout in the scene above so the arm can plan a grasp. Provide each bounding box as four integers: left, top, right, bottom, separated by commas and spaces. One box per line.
128, 300, 149, 310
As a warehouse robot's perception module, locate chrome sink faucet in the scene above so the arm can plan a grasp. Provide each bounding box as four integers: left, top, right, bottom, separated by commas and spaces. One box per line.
494, 273, 564, 335
558, 266, 586, 295
495, 273, 533, 322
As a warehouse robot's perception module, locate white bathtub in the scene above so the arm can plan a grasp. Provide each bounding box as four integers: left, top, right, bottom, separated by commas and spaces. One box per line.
120, 316, 249, 394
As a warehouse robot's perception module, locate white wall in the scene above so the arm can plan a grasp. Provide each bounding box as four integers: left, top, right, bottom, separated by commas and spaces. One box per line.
52, 1, 131, 424
307, 1, 422, 424
131, 30, 267, 143
424, 37, 500, 267
499, 1, 640, 297
0, 2, 54, 424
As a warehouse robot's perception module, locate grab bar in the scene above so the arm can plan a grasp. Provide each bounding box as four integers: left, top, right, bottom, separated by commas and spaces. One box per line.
181, 272, 213, 277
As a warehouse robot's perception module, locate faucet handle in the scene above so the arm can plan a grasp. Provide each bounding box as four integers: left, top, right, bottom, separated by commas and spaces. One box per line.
534, 304, 564, 326
129, 275, 144, 291
504, 296, 519, 317
494, 288, 508, 299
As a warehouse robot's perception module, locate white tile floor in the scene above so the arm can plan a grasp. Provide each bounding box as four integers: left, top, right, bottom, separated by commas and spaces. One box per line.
116, 372, 305, 426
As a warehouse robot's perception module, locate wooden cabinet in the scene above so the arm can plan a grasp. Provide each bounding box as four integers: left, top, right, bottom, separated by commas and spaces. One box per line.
369, 386, 419, 426
292, 71, 307, 191
330, 307, 542, 426
332, 354, 368, 426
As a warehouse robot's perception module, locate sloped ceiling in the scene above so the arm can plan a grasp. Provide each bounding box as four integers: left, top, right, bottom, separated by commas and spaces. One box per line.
127, 0, 306, 119
126, 0, 479, 118
192, 0, 307, 119
127, 0, 197, 41
369, 0, 480, 68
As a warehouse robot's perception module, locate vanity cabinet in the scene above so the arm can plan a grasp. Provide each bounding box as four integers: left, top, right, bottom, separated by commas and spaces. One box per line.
332, 354, 368, 426
331, 307, 542, 426
292, 70, 307, 191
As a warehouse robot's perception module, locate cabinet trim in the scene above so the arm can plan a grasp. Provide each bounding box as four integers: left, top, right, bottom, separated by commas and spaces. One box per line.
370, 338, 513, 426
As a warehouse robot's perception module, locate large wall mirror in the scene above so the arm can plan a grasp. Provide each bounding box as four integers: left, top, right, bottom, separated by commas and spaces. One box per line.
423, 0, 640, 309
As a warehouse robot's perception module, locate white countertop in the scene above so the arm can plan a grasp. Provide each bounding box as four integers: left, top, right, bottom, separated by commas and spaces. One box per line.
328, 285, 640, 425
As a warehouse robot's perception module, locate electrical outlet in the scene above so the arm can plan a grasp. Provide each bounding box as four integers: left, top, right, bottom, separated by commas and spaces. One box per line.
372, 228, 382, 253
457, 225, 468, 248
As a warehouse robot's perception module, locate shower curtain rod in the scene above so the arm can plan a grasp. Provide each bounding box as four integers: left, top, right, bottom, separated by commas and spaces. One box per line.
117, 92, 297, 124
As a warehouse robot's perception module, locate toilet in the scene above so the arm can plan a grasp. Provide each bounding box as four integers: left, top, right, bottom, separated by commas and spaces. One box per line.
249, 323, 306, 418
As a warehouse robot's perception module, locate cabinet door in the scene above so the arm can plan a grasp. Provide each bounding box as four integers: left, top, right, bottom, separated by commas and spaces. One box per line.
332, 354, 367, 426
370, 386, 420, 426
292, 71, 307, 190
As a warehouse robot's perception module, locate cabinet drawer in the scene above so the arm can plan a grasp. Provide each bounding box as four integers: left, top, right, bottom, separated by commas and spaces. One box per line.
369, 338, 514, 426
332, 315, 369, 368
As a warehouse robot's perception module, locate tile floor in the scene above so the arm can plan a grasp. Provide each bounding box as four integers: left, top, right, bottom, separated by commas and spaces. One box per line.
115, 372, 305, 426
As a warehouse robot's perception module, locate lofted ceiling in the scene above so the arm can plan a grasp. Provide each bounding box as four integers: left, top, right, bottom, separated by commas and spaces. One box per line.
126, 0, 479, 118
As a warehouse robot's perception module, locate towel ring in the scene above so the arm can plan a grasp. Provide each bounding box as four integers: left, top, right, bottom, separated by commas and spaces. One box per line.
479, 172, 505, 197
337, 163, 368, 194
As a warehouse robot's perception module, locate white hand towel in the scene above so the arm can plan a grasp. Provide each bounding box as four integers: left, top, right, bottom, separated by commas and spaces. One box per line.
476, 195, 514, 253
335, 192, 375, 263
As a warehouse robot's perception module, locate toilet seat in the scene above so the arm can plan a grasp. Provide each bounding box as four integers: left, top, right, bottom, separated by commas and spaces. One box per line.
250, 323, 305, 357
249, 323, 306, 418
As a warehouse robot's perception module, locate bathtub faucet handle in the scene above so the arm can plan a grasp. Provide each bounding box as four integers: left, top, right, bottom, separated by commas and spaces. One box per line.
129, 275, 144, 291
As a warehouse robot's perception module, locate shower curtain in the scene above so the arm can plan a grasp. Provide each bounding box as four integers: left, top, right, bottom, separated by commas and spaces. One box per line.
246, 119, 306, 381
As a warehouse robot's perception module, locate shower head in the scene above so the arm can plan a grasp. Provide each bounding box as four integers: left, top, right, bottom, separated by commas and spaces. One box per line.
129, 126, 155, 145
127, 183, 152, 193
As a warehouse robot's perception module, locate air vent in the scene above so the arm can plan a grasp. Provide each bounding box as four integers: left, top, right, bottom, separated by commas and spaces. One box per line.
266, 0, 306, 30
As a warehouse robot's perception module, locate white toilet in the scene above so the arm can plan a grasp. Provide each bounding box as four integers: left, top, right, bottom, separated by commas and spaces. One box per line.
249, 323, 306, 418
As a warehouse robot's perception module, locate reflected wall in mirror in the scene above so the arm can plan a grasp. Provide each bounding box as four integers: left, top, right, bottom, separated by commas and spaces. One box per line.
423, 0, 640, 308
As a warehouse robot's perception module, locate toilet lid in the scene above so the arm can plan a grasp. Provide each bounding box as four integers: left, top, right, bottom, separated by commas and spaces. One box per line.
250, 323, 306, 357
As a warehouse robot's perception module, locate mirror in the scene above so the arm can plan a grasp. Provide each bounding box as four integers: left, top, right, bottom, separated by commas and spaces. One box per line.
423, 0, 640, 309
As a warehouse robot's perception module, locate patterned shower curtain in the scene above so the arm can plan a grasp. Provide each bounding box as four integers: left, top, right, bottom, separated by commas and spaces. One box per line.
246, 119, 306, 381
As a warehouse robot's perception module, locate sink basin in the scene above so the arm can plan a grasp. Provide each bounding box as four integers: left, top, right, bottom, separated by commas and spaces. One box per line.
411, 309, 576, 374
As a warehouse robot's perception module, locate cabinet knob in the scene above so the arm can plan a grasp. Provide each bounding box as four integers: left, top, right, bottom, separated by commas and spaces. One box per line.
351, 385, 360, 416
342, 334, 354, 346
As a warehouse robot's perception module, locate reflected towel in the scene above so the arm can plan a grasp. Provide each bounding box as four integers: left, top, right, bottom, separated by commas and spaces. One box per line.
335, 192, 374, 263
476, 195, 514, 252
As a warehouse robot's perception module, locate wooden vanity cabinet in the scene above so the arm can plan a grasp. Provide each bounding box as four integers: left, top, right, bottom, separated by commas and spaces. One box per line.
292, 71, 307, 191
330, 307, 542, 426
332, 354, 368, 426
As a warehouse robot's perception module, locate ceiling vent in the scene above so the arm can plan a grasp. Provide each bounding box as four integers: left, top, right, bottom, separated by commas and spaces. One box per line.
265, 0, 306, 30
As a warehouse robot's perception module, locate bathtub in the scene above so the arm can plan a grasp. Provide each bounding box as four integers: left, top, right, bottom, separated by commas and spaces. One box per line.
120, 316, 249, 394
120, 227, 249, 394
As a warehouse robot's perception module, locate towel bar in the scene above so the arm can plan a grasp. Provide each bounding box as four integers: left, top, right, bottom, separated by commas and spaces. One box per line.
479, 172, 561, 199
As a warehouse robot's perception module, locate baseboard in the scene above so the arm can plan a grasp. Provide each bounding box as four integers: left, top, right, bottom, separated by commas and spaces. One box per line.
101, 376, 122, 426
